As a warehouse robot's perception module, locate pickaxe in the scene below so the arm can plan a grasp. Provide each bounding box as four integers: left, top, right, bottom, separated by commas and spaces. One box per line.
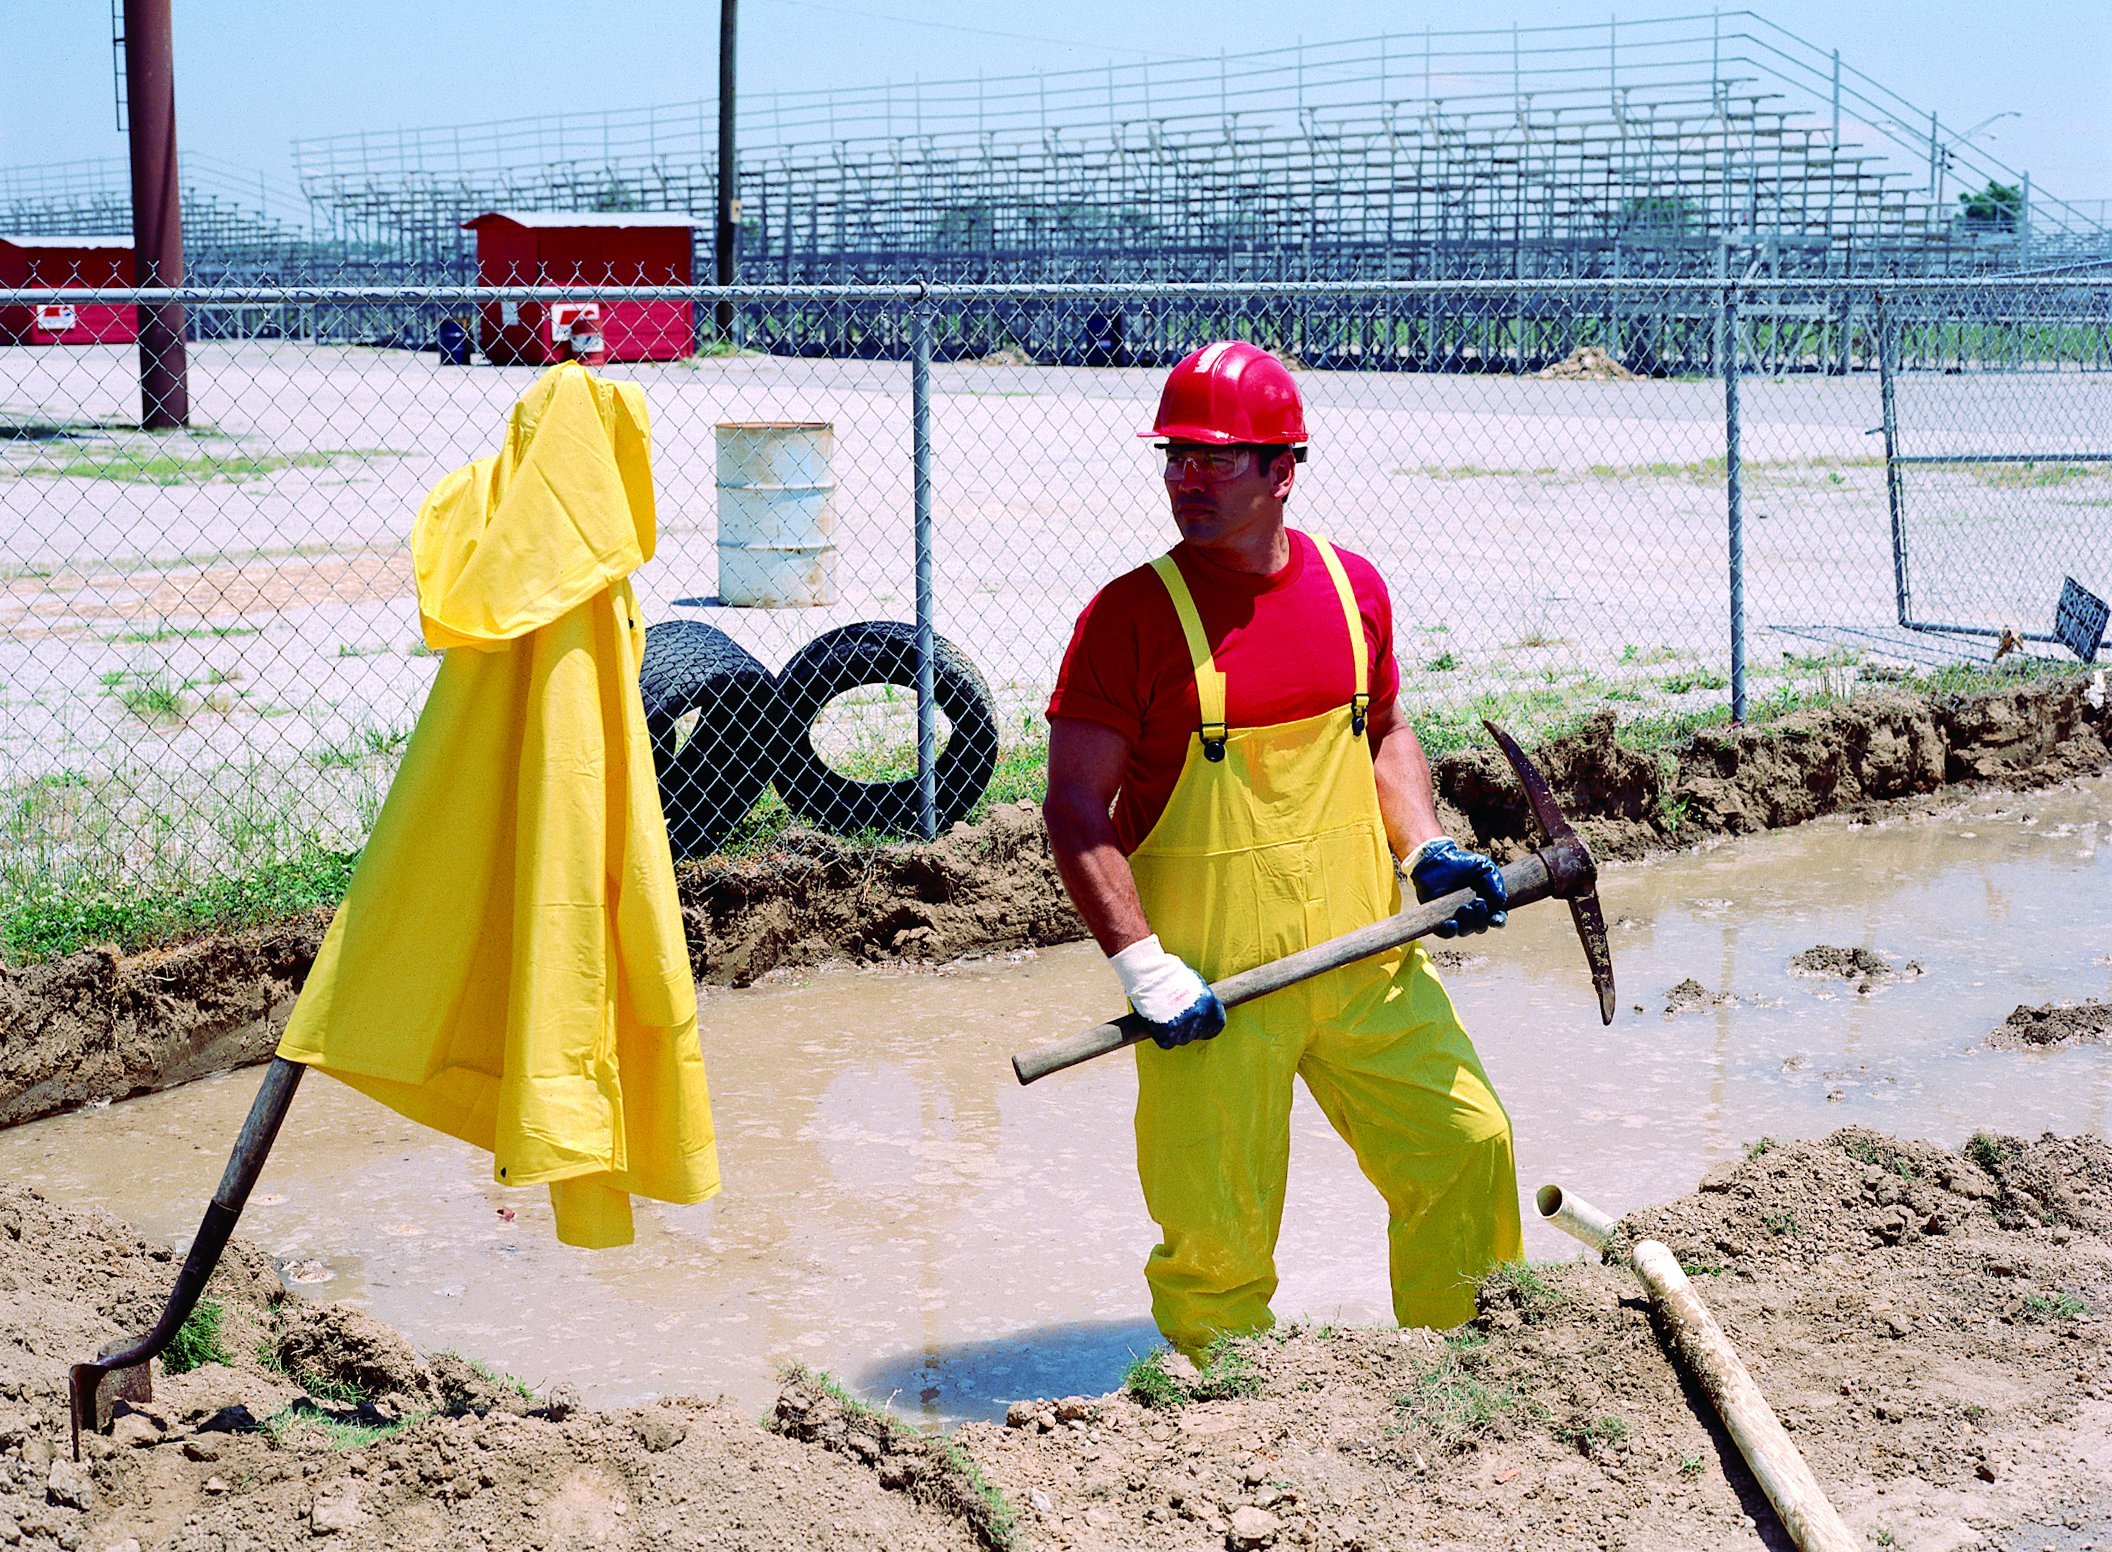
1012, 721, 1615, 1085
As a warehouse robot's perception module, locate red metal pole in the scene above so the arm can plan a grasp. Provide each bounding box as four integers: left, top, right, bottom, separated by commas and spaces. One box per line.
125, 0, 189, 429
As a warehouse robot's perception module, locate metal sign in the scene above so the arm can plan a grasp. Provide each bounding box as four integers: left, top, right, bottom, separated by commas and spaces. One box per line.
2055, 576, 2109, 664
548, 301, 600, 338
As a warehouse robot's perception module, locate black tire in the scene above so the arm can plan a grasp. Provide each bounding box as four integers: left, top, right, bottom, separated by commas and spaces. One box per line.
773, 621, 1000, 837
638, 620, 784, 859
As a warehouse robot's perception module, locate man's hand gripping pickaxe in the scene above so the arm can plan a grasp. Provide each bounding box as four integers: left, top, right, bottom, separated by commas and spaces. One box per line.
1012, 721, 1616, 1085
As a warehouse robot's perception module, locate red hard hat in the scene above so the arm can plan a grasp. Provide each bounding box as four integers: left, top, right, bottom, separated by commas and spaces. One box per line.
1142, 341, 1307, 446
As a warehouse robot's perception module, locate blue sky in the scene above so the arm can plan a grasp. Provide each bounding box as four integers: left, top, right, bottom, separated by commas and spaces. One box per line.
6, 1, 2106, 204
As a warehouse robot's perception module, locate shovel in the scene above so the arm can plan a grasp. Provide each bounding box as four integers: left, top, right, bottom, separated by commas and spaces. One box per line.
1012, 721, 1616, 1085
67, 1056, 306, 1456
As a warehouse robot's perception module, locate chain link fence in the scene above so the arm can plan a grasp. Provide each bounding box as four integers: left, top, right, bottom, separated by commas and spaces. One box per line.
1, 275, 2107, 949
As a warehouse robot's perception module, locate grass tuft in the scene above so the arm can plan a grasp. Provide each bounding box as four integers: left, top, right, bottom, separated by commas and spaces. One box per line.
1556, 1413, 1630, 1458
1481, 1261, 1565, 1324
1189, 1336, 1265, 1402
1122, 1337, 1266, 1409
2019, 1290, 2087, 1323
1965, 1131, 2021, 1177
263, 1399, 415, 1451
162, 1298, 232, 1375
1123, 1349, 1186, 1410
1395, 1352, 1527, 1450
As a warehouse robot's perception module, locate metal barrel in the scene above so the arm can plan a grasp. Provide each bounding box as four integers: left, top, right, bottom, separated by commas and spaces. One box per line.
714, 420, 837, 607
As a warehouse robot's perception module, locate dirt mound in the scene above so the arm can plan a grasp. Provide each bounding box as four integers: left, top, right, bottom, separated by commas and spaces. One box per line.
0, 1186, 986, 1552
274, 1299, 434, 1406
1436, 679, 2109, 862
1534, 345, 1639, 380
957, 1128, 2112, 1550
676, 799, 1077, 985
1989, 1000, 2112, 1049
3, 678, 2106, 1127
773, 1370, 1015, 1549
1664, 977, 1749, 1015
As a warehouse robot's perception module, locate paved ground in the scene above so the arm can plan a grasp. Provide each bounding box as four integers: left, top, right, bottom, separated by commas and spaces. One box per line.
1, 341, 2104, 880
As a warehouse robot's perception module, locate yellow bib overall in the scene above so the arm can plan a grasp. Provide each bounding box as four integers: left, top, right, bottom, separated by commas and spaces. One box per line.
1130, 536, 1522, 1356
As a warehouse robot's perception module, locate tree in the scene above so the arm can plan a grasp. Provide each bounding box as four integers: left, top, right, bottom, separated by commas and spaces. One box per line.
1618, 193, 1696, 233
1957, 180, 2022, 230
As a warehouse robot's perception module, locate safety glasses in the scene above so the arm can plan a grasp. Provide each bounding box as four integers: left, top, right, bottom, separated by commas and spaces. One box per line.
1159, 446, 1262, 480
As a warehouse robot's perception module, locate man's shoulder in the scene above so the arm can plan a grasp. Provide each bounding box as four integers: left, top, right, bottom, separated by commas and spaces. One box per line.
1300, 532, 1392, 602
1079, 557, 1175, 624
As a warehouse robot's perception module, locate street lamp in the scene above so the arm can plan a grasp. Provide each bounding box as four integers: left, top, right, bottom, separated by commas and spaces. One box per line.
1957, 110, 2020, 144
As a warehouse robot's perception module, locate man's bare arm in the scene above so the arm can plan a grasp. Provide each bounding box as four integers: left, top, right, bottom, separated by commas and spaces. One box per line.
1366, 693, 1445, 864
1042, 716, 1152, 955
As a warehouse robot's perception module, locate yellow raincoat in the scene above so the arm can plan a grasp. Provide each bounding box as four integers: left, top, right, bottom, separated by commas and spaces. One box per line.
277, 362, 718, 1249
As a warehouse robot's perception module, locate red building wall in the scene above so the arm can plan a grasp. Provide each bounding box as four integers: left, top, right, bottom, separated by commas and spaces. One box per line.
0, 240, 137, 346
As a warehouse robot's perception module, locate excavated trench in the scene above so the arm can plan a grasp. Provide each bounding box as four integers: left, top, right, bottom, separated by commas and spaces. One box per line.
1, 767, 2106, 1427
2, 676, 2106, 1128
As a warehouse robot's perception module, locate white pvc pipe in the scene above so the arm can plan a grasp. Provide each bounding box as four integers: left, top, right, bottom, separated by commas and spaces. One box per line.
1534, 1182, 1616, 1251
1537, 1184, 1859, 1552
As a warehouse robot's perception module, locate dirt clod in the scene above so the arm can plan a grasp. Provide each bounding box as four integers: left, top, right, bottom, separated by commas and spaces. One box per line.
274, 1299, 432, 1406
1989, 999, 2112, 1049
1790, 944, 1924, 990
1663, 978, 1731, 1015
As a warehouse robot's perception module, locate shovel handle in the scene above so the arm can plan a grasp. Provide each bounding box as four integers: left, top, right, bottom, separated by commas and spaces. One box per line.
1012, 841, 1582, 1085
69, 1055, 305, 1456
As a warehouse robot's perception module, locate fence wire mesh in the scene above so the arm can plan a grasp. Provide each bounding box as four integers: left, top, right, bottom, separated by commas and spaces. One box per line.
1, 275, 2106, 951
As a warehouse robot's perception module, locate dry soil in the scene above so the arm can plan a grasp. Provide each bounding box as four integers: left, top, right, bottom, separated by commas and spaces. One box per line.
3, 1126, 2108, 1550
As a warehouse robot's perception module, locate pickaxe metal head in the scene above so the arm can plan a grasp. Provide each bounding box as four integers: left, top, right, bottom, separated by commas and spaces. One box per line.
1483, 720, 1617, 1026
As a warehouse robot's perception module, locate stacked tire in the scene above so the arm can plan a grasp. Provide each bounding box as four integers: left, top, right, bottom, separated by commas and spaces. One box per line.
639, 619, 1001, 859
638, 621, 786, 859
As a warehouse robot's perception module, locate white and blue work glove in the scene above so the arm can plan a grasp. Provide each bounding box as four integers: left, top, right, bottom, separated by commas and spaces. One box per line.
1110, 934, 1227, 1050
1405, 837, 1509, 938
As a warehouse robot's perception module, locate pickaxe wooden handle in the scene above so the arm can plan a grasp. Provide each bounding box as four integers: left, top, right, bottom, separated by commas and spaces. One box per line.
1011, 720, 1617, 1086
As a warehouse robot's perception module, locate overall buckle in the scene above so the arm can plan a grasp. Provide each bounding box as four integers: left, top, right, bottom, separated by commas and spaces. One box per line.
1201, 721, 1229, 762
1350, 691, 1370, 737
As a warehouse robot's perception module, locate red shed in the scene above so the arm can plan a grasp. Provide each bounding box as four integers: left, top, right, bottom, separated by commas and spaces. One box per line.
0, 236, 137, 346
463, 212, 698, 366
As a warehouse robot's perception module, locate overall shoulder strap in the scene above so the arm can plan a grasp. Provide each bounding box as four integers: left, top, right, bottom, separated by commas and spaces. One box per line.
1148, 554, 1230, 761
1307, 534, 1372, 734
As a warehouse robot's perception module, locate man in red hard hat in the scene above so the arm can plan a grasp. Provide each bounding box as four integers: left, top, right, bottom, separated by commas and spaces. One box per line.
1044, 341, 1522, 1359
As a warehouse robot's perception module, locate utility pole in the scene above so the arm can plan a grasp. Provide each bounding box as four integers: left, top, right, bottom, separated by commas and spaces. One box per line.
125, 0, 188, 428
716, 0, 738, 340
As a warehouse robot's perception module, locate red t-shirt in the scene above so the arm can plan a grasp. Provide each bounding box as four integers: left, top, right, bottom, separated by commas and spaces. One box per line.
1047, 529, 1401, 853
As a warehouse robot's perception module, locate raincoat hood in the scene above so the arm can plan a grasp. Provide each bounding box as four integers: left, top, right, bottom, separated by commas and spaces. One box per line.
415, 362, 658, 650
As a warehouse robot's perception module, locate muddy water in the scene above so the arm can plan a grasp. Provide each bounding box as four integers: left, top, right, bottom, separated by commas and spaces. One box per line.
4, 778, 2108, 1424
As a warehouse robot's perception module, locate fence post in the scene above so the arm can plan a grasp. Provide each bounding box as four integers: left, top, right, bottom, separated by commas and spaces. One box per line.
1874, 295, 1911, 628
911, 300, 939, 842
1722, 284, 1747, 724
